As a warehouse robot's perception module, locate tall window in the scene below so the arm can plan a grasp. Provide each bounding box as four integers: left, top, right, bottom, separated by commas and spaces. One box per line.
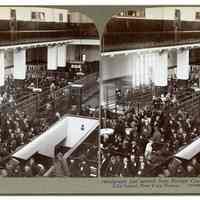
10, 9, 16, 32
119, 12, 125, 16
127, 10, 136, 17
31, 12, 45, 21
196, 12, 200, 20
59, 13, 63, 22
175, 9, 181, 21
117, 10, 145, 18
67, 14, 71, 23
10, 9, 16, 20
174, 9, 181, 30
31, 12, 37, 20
40, 12, 45, 21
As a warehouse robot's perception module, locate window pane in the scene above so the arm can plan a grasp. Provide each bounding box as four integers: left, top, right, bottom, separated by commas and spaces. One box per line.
31, 12, 37, 20
10, 9, 16, 19
196, 12, 200, 19
59, 13, 63, 22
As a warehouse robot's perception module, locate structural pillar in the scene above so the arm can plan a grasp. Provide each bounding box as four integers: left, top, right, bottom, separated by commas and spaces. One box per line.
13, 48, 27, 80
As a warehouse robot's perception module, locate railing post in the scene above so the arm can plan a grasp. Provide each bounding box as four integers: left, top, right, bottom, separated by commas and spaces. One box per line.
80, 87, 82, 113
36, 93, 40, 114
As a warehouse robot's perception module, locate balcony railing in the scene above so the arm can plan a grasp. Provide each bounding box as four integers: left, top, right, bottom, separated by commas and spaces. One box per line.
0, 22, 98, 46
102, 31, 200, 52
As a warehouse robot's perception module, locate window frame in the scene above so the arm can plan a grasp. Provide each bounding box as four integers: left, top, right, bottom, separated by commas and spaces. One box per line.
195, 12, 200, 20
31, 11, 45, 21
59, 13, 63, 22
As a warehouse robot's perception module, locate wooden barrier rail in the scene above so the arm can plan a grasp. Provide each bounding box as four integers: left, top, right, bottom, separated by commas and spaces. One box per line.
104, 85, 200, 118
103, 32, 200, 52
105, 87, 153, 112
169, 89, 200, 116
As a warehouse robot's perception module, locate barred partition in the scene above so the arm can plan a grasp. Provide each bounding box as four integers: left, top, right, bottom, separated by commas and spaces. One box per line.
15, 72, 99, 116
172, 89, 200, 117
104, 85, 153, 114
103, 83, 200, 118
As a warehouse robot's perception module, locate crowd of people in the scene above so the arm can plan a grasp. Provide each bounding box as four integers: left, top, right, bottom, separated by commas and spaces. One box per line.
0, 84, 52, 177
0, 74, 63, 176
51, 143, 98, 177
67, 141, 98, 177
0, 157, 46, 177
0, 75, 16, 110
0, 67, 99, 177
0, 109, 49, 154
0, 104, 98, 177
100, 87, 200, 177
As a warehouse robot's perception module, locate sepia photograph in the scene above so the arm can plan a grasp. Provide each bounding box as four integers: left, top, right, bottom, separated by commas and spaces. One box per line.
100, 6, 200, 177
1, 3, 200, 195
0, 6, 100, 177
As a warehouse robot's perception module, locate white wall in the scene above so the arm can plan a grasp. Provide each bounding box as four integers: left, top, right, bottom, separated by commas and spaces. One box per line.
0, 7, 11, 20
102, 49, 179, 82
64, 116, 98, 148
2, 6, 200, 22
145, 7, 200, 21
102, 54, 133, 81
0, 7, 93, 23
145, 7, 165, 20
70, 12, 93, 23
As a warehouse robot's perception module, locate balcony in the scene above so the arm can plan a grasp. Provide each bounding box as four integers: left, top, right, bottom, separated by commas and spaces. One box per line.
0, 22, 98, 46
102, 18, 200, 52
102, 31, 200, 52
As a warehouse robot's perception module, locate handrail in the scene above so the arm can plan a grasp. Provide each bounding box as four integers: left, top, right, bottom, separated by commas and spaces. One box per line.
43, 117, 99, 176
74, 72, 97, 84
103, 35, 200, 52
